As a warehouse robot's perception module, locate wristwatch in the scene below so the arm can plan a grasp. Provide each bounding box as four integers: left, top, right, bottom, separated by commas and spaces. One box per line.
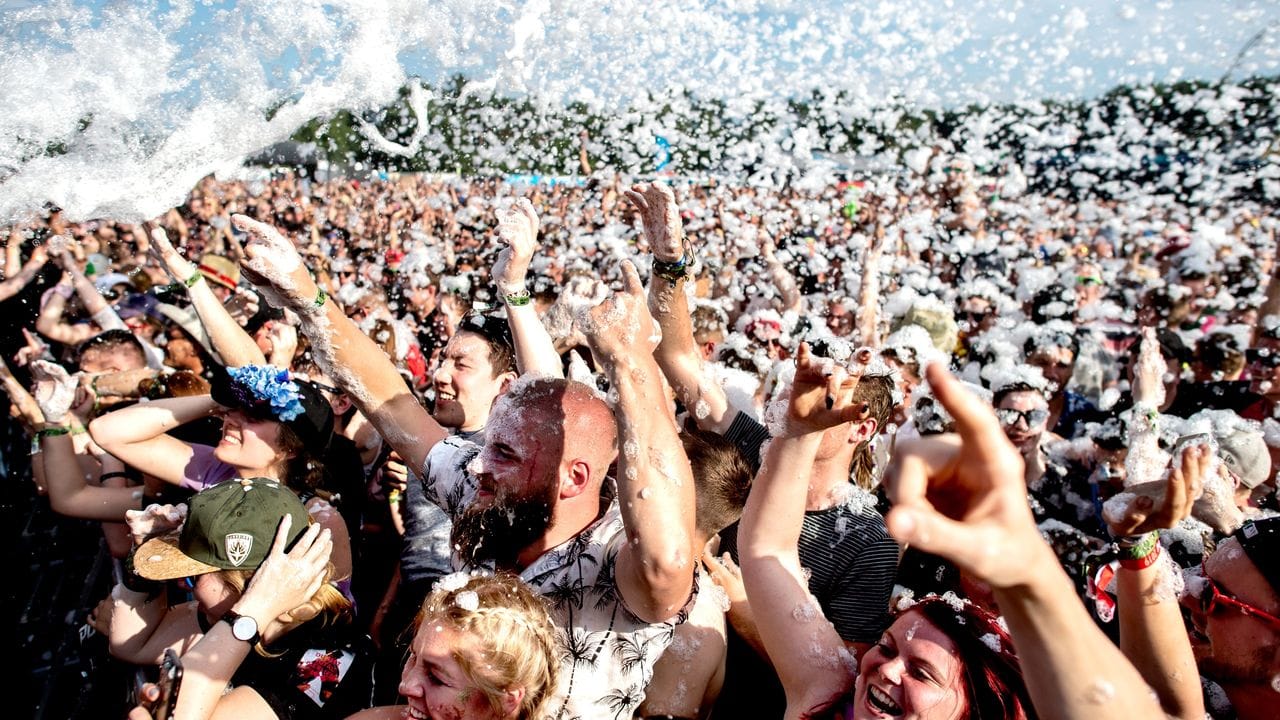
222, 611, 261, 644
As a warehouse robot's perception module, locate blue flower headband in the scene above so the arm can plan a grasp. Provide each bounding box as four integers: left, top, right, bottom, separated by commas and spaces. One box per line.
225, 365, 305, 423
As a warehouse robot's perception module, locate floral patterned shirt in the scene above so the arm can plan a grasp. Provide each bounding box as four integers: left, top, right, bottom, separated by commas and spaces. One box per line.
419, 436, 692, 720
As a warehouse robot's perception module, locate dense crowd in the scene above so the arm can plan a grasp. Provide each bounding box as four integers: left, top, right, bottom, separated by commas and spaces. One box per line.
1, 150, 1278, 720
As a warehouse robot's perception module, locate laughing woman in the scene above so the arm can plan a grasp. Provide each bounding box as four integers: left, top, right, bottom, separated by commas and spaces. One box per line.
90, 364, 353, 581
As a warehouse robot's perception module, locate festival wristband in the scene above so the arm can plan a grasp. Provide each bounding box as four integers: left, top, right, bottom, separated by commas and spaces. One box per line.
183, 269, 204, 288
1116, 531, 1160, 569
1118, 542, 1162, 571
314, 286, 328, 308
37, 426, 71, 440
504, 289, 532, 307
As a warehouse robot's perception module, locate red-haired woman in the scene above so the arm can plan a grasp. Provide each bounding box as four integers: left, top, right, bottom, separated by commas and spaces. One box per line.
735, 346, 1199, 720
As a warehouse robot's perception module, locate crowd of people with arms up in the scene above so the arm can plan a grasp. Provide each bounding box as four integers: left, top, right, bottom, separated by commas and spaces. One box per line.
2, 145, 1279, 720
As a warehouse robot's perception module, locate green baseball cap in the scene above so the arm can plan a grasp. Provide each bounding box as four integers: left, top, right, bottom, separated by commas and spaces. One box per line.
134, 477, 310, 581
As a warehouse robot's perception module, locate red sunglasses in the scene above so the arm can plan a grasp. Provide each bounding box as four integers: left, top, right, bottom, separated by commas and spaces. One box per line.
1199, 559, 1280, 631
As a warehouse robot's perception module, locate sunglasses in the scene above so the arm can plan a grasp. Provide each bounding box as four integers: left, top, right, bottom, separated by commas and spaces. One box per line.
1198, 559, 1280, 631
995, 407, 1049, 428
306, 380, 342, 396
1076, 275, 1103, 286
959, 311, 990, 325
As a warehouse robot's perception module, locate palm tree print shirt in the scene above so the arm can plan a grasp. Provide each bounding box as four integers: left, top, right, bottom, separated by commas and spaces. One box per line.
420, 435, 694, 720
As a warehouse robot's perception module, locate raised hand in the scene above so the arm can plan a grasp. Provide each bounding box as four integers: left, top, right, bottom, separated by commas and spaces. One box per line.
31, 359, 77, 424
1131, 326, 1166, 408
883, 363, 1050, 590
760, 233, 778, 263
44, 234, 72, 265
147, 226, 197, 281
701, 547, 746, 608
15, 328, 49, 367
579, 260, 658, 362
1103, 443, 1209, 536
231, 214, 319, 312
491, 197, 539, 294
264, 321, 298, 364
780, 343, 872, 436
225, 286, 261, 325
234, 515, 332, 637
625, 182, 684, 262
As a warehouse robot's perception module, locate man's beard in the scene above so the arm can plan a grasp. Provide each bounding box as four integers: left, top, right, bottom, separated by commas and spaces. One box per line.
451, 485, 556, 569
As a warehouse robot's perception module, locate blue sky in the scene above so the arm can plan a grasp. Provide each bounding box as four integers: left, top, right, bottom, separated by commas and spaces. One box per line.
5, 0, 1280, 110
1, 0, 1277, 222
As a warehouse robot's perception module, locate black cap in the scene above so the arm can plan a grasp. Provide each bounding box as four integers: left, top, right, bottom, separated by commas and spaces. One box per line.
210, 364, 334, 451
1235, 518, 1280, 599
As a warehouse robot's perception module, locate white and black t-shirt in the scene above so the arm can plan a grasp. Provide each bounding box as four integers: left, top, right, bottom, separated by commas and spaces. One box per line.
419, 436, 692, 720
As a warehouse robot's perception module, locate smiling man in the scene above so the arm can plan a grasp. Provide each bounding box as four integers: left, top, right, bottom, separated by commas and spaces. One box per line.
429, 314, 518, 437
371, 312, 517, 703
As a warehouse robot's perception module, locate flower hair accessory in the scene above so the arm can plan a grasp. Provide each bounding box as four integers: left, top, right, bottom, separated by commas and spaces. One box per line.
226, 365, 306, 422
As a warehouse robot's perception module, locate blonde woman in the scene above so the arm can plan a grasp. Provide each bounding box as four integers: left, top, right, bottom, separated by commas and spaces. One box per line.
352, 573, 559, 720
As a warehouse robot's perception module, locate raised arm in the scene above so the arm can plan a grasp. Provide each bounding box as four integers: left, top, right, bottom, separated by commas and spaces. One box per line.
578, 129, 593, 176
583, 261, 697, 623
35, 274, 99, 346
88, 395, 212, 486
230, 214, 446, 475
855, 225, 886, 348
109, 505, 203, 664
31, 361, 144, 520
1105, 444, 1208, 720
883, 363, 1165, 720
0, 355, 43, 434
738, 344, 866, 713
629, 182, 732, 433
760, 235, 802, 314
148, 226, 259, 366
3, 229, 20, 277
491, 198, 563, 378
0, 239, 47, 302
49, 238, 127, 331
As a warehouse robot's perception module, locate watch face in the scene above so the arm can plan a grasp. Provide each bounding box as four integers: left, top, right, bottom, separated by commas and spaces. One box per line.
232, 615, 258, 641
